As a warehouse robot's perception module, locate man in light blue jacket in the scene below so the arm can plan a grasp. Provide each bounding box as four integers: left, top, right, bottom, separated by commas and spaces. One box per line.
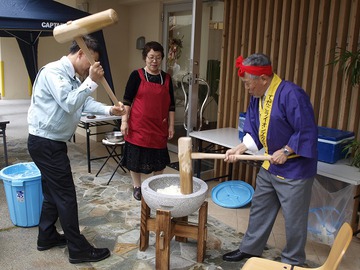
27, 35, 124, 264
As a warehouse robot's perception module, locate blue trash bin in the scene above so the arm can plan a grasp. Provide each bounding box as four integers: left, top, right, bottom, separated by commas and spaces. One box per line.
0, 162, 43, 227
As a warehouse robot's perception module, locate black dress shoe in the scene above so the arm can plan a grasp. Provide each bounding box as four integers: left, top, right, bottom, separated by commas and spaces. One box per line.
133, 186, 141, 201
37, 234, 67, 251
222, 249, 255, 262
69, 247, 111, 264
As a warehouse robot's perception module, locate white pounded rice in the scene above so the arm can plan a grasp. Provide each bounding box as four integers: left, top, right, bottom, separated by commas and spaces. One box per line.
156, 185, 181, 195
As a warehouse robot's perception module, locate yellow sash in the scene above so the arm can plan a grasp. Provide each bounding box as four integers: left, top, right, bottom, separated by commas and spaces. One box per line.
259, 74, 282, 170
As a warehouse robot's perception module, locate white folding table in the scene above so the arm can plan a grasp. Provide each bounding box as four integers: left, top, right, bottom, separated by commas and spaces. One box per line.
189, 127, 360, 231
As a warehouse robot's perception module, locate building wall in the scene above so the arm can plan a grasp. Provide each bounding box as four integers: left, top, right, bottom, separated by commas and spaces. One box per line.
0, 0, 164, 104
0, 39, 30, 99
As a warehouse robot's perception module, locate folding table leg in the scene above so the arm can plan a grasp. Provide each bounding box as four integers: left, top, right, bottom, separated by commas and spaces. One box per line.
106, 145, 127, 185
96, 145, 116, 177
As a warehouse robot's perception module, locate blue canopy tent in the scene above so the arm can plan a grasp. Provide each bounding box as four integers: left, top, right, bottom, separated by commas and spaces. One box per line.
0, 0, 115, 98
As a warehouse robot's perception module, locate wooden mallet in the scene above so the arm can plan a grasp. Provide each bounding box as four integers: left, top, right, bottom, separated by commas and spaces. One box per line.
53, 9, 121, 106
178, 137, 194, 195
178, 137, 272, 194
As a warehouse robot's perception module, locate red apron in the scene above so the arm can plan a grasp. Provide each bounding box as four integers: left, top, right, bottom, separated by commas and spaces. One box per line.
125, 69, 171, 149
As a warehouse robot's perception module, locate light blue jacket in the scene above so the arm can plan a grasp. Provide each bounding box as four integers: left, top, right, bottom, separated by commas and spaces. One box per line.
28, 56, 111, 142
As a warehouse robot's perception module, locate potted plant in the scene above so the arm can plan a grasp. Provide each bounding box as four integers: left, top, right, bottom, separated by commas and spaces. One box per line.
332, 47, 360, 168
344, 140, 360, 168
331, 47, 360, 86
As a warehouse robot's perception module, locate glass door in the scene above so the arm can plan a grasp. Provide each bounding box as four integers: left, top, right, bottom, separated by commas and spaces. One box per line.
163, 1, 223, 152
163, 2, 193, 153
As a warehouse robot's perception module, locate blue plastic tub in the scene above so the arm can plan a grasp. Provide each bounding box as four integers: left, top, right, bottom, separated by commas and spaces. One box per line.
0, 162, 43, 227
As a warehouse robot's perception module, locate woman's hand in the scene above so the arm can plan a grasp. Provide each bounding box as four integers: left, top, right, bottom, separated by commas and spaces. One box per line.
120, 105, 130, 136
168, 126, 174, 140
121, 121, 128, 136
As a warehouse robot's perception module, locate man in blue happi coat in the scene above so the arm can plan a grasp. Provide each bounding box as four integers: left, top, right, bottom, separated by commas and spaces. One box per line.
223, 53, 318, 266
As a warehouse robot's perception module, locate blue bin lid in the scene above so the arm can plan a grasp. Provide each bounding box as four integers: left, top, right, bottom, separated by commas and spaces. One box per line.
211, 180, 254, 208
0, 162, 41, 182
318, 126, 355, 141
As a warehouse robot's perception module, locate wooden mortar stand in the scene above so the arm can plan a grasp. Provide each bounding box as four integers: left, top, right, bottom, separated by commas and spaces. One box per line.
140, 199, 208, 270
139, 137, 208, 269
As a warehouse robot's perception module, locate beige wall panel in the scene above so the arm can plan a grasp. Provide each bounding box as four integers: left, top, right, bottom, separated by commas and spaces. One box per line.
0, 39, 29, 99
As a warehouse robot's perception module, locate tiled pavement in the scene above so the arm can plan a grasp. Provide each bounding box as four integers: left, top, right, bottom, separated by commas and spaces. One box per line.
0, 99, 359, 269
0, 139, 288, 270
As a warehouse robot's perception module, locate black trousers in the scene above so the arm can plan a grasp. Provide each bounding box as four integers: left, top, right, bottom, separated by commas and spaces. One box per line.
28, 134, 92, 254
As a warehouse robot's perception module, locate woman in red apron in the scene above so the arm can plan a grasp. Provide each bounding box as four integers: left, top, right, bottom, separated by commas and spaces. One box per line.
121, 41, 175, 200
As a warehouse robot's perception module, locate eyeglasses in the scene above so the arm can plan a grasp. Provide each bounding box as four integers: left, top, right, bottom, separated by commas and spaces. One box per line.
242, 77, 259, 88
147, 56, 162, 62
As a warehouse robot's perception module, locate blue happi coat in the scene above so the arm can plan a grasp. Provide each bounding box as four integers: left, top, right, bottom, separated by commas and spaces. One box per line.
244, 77, 318, 179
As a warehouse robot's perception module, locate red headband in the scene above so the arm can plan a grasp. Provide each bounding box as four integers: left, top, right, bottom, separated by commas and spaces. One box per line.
236, 56, 273, 77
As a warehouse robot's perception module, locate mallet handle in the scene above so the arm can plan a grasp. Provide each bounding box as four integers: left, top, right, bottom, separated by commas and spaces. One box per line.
191, 152, 272, 161
178, 137, 193, 194
75, 37, 121, 106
